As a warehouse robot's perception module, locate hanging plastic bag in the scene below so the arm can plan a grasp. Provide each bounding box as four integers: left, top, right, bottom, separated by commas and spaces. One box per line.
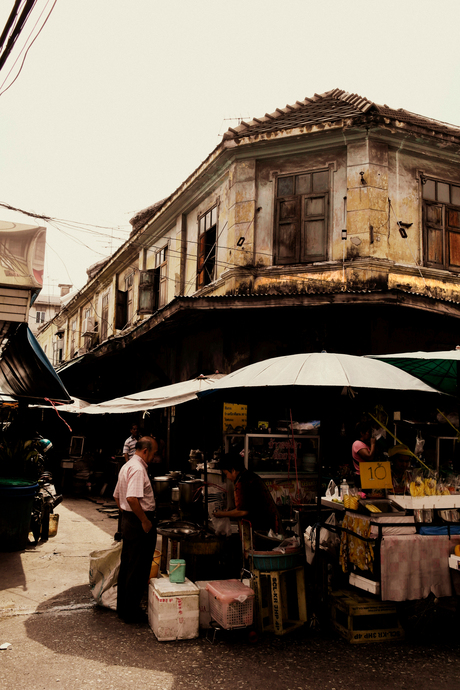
89, 541, 122, 610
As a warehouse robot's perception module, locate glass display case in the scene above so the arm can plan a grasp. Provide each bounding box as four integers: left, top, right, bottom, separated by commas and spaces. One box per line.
244, 433, 320, 477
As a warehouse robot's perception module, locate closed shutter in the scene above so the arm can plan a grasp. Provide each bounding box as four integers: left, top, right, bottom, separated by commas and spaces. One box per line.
275, 196, 301, 264
301, 193, 328, 262
424, 202, 444, 268
139, 270, 159, 313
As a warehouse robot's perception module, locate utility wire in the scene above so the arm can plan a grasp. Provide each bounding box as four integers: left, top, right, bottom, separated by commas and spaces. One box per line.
0, 0, 57, 97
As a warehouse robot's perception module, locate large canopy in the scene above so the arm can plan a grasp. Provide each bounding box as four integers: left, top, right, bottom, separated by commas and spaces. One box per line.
368, 350, 460, 396
200, 352, 441, 394
73, 374, 225, 415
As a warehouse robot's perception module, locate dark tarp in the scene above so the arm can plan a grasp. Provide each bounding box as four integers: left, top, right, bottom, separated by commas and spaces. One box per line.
369, 351, 460, 397
0, 323, 71, 403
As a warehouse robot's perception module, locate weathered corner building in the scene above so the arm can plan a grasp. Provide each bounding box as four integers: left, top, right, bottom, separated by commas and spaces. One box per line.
38, 88, 460, 401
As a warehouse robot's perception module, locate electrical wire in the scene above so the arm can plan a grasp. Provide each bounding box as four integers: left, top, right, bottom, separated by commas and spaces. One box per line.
0, 0, 57, 98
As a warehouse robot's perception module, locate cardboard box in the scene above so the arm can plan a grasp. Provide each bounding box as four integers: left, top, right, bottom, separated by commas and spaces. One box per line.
330, 590, 404, 644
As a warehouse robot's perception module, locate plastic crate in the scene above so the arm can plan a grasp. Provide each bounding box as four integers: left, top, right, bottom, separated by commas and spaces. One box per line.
206, 581, 254, 629
250, 548, 302, 571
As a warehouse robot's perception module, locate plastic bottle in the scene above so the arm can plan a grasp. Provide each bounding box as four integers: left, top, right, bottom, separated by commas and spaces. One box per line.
340, 479, 349, 500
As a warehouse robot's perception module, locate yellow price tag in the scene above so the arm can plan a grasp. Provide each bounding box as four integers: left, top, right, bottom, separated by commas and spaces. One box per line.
360, 461, 393, 490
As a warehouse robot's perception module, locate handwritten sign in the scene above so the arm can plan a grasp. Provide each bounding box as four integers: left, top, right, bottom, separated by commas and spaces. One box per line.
360, 461, 393, 490
223, 403, 247, 433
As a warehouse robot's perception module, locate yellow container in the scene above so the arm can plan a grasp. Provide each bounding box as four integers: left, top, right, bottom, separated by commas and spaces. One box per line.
49, 513, 59, 538
149, 549, 161, 580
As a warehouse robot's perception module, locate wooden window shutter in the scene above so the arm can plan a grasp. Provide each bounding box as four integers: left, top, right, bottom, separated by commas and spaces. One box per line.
301, 193, 328, 262
197, 233, 207, 288
275, 196, 300, 264
424, 201, 444, 268
139, 269, 159, 313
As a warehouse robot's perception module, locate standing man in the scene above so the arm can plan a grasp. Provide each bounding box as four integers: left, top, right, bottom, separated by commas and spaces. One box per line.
123, 423, 140, 463
114, 436, 159, 624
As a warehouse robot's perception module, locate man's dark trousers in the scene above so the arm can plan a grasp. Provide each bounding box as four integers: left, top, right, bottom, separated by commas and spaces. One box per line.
117, 510, 157, 619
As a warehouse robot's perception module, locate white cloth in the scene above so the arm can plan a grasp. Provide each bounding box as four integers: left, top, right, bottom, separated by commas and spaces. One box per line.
113, 454, 155, 512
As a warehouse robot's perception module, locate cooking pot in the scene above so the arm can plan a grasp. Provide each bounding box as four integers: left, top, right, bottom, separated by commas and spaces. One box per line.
152, 476, 172, 503
414, 508, 433, 523
179, 479, 204, 507
167, 471, 182, 481
438, 509, 460, 523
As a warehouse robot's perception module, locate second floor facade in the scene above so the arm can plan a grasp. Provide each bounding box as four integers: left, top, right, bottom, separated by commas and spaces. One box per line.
38, 89, 460, 370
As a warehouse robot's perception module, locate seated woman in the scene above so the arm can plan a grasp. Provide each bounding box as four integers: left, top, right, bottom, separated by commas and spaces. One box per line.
351, 421, 376, 489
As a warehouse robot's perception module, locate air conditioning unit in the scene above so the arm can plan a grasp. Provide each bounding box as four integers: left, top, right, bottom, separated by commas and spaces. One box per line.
82, 316, 94, 335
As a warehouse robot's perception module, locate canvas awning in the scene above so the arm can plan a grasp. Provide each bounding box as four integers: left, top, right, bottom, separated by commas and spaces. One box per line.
0, 323, 71, 403
76, 374, 225, 414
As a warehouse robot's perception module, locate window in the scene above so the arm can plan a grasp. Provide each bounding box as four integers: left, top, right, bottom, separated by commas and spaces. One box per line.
115, 273, 135, 329
139, 246, 168, 313
423, 178, 460, 271
53, 340, 63, 366
156, 247, 168, 308
197, 206, 217, 288
70, 318, 77, 357
36, 310, 46, 324
100, 293, 109, 341
125, 273, 134, 324
274, 170, 329, 265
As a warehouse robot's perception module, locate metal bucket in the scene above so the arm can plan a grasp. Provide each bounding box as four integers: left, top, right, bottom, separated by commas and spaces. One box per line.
152, 476, 172, 504
179, 480, 203, 507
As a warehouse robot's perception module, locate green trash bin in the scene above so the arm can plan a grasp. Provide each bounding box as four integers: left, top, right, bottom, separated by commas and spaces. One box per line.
0, 478, 38, 551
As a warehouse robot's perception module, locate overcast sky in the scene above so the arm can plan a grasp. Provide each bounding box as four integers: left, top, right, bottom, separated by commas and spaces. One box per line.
1, 0, 460, 293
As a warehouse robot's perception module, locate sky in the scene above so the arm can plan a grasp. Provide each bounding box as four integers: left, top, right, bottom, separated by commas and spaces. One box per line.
1, 0, 460, 294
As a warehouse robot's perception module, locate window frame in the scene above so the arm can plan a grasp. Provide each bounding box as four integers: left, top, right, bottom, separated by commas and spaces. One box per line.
100, 292, 110, 342
35, 310, 46, 324
274, 169, 329, 265
196, 205, 217, 289
422, 176, 460, 273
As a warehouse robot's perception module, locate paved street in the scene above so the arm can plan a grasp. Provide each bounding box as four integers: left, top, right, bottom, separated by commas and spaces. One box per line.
1, 498, 460, 690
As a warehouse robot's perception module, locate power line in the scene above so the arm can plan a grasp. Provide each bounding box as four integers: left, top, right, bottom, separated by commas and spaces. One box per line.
0, 0, 57, 97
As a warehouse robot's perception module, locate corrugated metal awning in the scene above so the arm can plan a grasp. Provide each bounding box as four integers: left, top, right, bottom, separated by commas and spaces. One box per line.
0, 323, 71, 403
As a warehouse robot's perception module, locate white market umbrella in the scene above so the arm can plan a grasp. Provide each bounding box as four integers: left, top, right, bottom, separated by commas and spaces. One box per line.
204, 352, 441, 394
81, 374, 226, 414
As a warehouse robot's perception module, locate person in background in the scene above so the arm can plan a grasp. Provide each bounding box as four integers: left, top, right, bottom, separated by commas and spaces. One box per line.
351, 421, 376, 488
113, 436, 159, 624
214, 453, 283, 534
388, 444, 412, 494
123, 424, 140, 463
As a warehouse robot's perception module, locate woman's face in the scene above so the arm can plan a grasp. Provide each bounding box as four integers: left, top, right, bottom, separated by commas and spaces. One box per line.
361, 429, 371, 442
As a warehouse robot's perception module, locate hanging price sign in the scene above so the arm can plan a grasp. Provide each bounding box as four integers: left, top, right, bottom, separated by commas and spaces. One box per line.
360, 461, 393, 490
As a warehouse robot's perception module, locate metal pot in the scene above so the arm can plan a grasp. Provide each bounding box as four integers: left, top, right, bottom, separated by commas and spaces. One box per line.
414, 508, 433, 523
167, 471, 182, 481
438, 509, 460, 523
152, 476, 172, 504
179, 480, 204, 507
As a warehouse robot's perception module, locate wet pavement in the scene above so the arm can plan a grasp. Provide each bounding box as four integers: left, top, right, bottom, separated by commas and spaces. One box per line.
1, 498, 460, 690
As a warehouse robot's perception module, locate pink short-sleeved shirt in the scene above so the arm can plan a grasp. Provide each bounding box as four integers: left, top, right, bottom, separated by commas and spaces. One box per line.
114, 454, 155, 512
351, 440, 369, 475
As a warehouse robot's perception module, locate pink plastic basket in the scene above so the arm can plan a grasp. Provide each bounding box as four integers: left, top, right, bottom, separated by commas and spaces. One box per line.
206, 581, 254, 629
